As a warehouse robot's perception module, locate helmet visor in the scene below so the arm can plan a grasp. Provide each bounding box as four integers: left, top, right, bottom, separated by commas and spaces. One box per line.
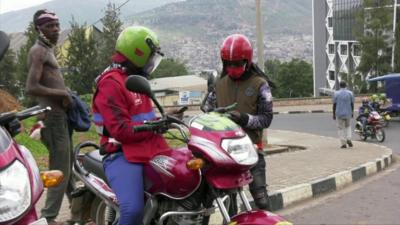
143, 52, 163, 75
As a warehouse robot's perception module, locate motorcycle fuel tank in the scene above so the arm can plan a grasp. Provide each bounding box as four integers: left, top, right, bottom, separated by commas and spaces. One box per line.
144, 147, 201, 199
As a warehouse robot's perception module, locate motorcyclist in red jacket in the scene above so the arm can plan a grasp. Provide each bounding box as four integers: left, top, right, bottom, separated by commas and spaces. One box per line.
92, 26, 169, 225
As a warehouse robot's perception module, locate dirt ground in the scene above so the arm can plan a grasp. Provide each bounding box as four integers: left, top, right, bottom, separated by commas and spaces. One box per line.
0, 89, 21, 113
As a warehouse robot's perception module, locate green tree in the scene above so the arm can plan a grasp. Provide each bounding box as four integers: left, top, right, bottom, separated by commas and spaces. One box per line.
16, 22, 38, 105
355, 0, 393, 91
0, 49, 19, 96
151, 58, 188, 78
97, 3, 123, 69
64, 20, 100, 94
266, 59, 313, 98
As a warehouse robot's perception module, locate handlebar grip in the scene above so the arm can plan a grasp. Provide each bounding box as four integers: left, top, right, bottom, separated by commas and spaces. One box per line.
176, 106, 188, 114
133, 125, 156, 132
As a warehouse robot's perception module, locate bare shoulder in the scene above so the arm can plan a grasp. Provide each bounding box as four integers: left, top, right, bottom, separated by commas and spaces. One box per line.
28, 43, 48, 60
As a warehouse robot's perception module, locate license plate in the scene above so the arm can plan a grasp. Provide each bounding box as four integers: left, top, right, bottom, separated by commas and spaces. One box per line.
29, 218, 48, 225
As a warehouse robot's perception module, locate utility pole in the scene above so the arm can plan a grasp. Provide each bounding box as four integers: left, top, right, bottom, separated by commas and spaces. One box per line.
256, 0, 265, 71
392, 0, 397, 70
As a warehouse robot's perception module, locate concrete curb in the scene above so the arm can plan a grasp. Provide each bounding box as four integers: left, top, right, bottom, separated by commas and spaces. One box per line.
264, 146, 393, 211
273, 110, 330, 114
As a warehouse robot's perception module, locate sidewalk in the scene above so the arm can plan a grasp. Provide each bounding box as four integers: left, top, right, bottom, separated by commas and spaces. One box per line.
207, 129, 393, 224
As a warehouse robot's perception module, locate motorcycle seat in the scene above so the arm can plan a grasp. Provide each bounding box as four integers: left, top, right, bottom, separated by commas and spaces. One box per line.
83, 150, 108, 182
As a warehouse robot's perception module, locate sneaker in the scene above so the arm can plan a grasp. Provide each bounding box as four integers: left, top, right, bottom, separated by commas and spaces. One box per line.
340, 144, 347, 149
347, 140, 353, 147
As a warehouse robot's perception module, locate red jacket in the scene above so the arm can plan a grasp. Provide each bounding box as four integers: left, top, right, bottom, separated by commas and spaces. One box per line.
92, 68, 169, 163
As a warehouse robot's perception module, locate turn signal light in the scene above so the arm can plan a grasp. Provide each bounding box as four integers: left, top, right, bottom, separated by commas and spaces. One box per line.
40, 170, 64, 187
186, 158, 204, 170
276, 222, 293, 225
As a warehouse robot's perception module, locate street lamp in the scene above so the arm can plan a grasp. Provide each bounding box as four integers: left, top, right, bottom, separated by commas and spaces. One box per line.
255, 0, 264, 71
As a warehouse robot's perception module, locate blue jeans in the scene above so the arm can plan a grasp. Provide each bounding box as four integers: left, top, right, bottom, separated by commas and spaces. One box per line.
103, 152, 144, 225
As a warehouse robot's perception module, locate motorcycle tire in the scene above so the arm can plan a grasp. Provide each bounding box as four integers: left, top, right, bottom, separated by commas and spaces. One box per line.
359, 133, 368, 141
90, 197, 116, 225
375, 129, 385, 142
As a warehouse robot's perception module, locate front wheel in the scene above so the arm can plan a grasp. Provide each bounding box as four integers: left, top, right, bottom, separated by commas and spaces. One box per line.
375, 129, 385, 142
359, 132, 368, 141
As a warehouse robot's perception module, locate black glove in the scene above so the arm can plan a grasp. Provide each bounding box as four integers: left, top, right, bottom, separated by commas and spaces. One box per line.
228, 111, 249, 126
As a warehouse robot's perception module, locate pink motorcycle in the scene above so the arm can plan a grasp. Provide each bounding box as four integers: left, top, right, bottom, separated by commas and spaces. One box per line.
0, 31, 63, 225
72, 75, 292, 225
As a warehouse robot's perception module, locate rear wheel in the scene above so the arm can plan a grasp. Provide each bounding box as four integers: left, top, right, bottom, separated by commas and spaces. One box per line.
90, 197, 116, 225
375, 129, 385, 142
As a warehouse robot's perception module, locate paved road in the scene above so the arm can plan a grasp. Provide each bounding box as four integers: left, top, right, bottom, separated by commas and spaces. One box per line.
271, 113, 400, 225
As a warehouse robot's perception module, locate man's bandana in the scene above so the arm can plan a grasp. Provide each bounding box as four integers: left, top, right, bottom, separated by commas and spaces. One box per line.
34, 10, 58, 27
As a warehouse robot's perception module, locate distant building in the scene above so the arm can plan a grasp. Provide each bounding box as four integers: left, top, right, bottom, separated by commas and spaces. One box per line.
313, 0, 363, 96
149, 75, 207, 106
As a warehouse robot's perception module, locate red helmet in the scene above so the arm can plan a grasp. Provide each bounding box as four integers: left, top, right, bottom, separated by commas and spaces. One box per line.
220, 34, 253, 79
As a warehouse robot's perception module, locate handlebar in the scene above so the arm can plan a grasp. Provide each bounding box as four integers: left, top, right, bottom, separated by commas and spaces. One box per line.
0, 106, 51, 126
16, 106, 51, 121
133, 107, 189, 142
213, 103, 237, 113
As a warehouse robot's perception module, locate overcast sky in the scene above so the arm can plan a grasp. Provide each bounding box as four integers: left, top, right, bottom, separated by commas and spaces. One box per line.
0, 0, 53, 14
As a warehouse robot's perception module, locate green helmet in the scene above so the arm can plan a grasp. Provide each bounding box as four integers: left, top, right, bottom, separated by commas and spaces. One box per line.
115, 26, 163, 74
370, 94, 378, 102
380, 93, 386, 100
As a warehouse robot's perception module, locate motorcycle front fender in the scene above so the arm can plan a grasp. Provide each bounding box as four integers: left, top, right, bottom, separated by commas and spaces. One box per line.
230, 210, 293, 225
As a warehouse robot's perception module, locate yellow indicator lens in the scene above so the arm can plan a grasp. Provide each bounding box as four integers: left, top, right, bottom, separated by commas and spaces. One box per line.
40, 170, 64, 188
186, 158, 204, 170
276, 221, 294, 225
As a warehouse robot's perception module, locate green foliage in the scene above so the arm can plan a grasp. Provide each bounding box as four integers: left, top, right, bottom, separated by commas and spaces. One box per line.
151, 58, 188, 78
0, 49, 19, 96
355, 0, 393, 91
97, 3, 123, 69
265, 58, 313, 98
64, 20, 101, 95
16, 22, 37, 105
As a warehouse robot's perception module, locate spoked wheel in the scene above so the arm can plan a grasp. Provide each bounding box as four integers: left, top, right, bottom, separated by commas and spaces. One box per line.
375, 129, 385, 142
90, 197, 116, 225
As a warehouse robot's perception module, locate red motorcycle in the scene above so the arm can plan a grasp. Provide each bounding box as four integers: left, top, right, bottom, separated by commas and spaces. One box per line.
355, 111, 385, 142
0, 31, 63, 225
72, 75, 292, 225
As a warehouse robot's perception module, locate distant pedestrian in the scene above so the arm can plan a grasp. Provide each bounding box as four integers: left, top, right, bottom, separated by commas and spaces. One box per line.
332, 80, 354, 148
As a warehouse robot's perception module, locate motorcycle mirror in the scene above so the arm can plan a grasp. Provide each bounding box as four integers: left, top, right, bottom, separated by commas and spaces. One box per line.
0, 31, 10, 61
125, 75, 153, 97
125, 75, 165, 116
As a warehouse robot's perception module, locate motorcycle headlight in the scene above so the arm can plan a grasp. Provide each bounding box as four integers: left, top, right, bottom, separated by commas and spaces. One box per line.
0, 160, 31, 222
221, 136, 258, 166
19, 145, 42, 195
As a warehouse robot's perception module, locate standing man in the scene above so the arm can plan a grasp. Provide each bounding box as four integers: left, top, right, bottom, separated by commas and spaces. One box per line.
203, 34, 274, 213
333, 80, 354, 148
25, 9, 74, 225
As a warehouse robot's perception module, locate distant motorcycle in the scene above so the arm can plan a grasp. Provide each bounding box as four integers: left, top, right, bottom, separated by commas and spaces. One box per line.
355, 111, 385, 142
